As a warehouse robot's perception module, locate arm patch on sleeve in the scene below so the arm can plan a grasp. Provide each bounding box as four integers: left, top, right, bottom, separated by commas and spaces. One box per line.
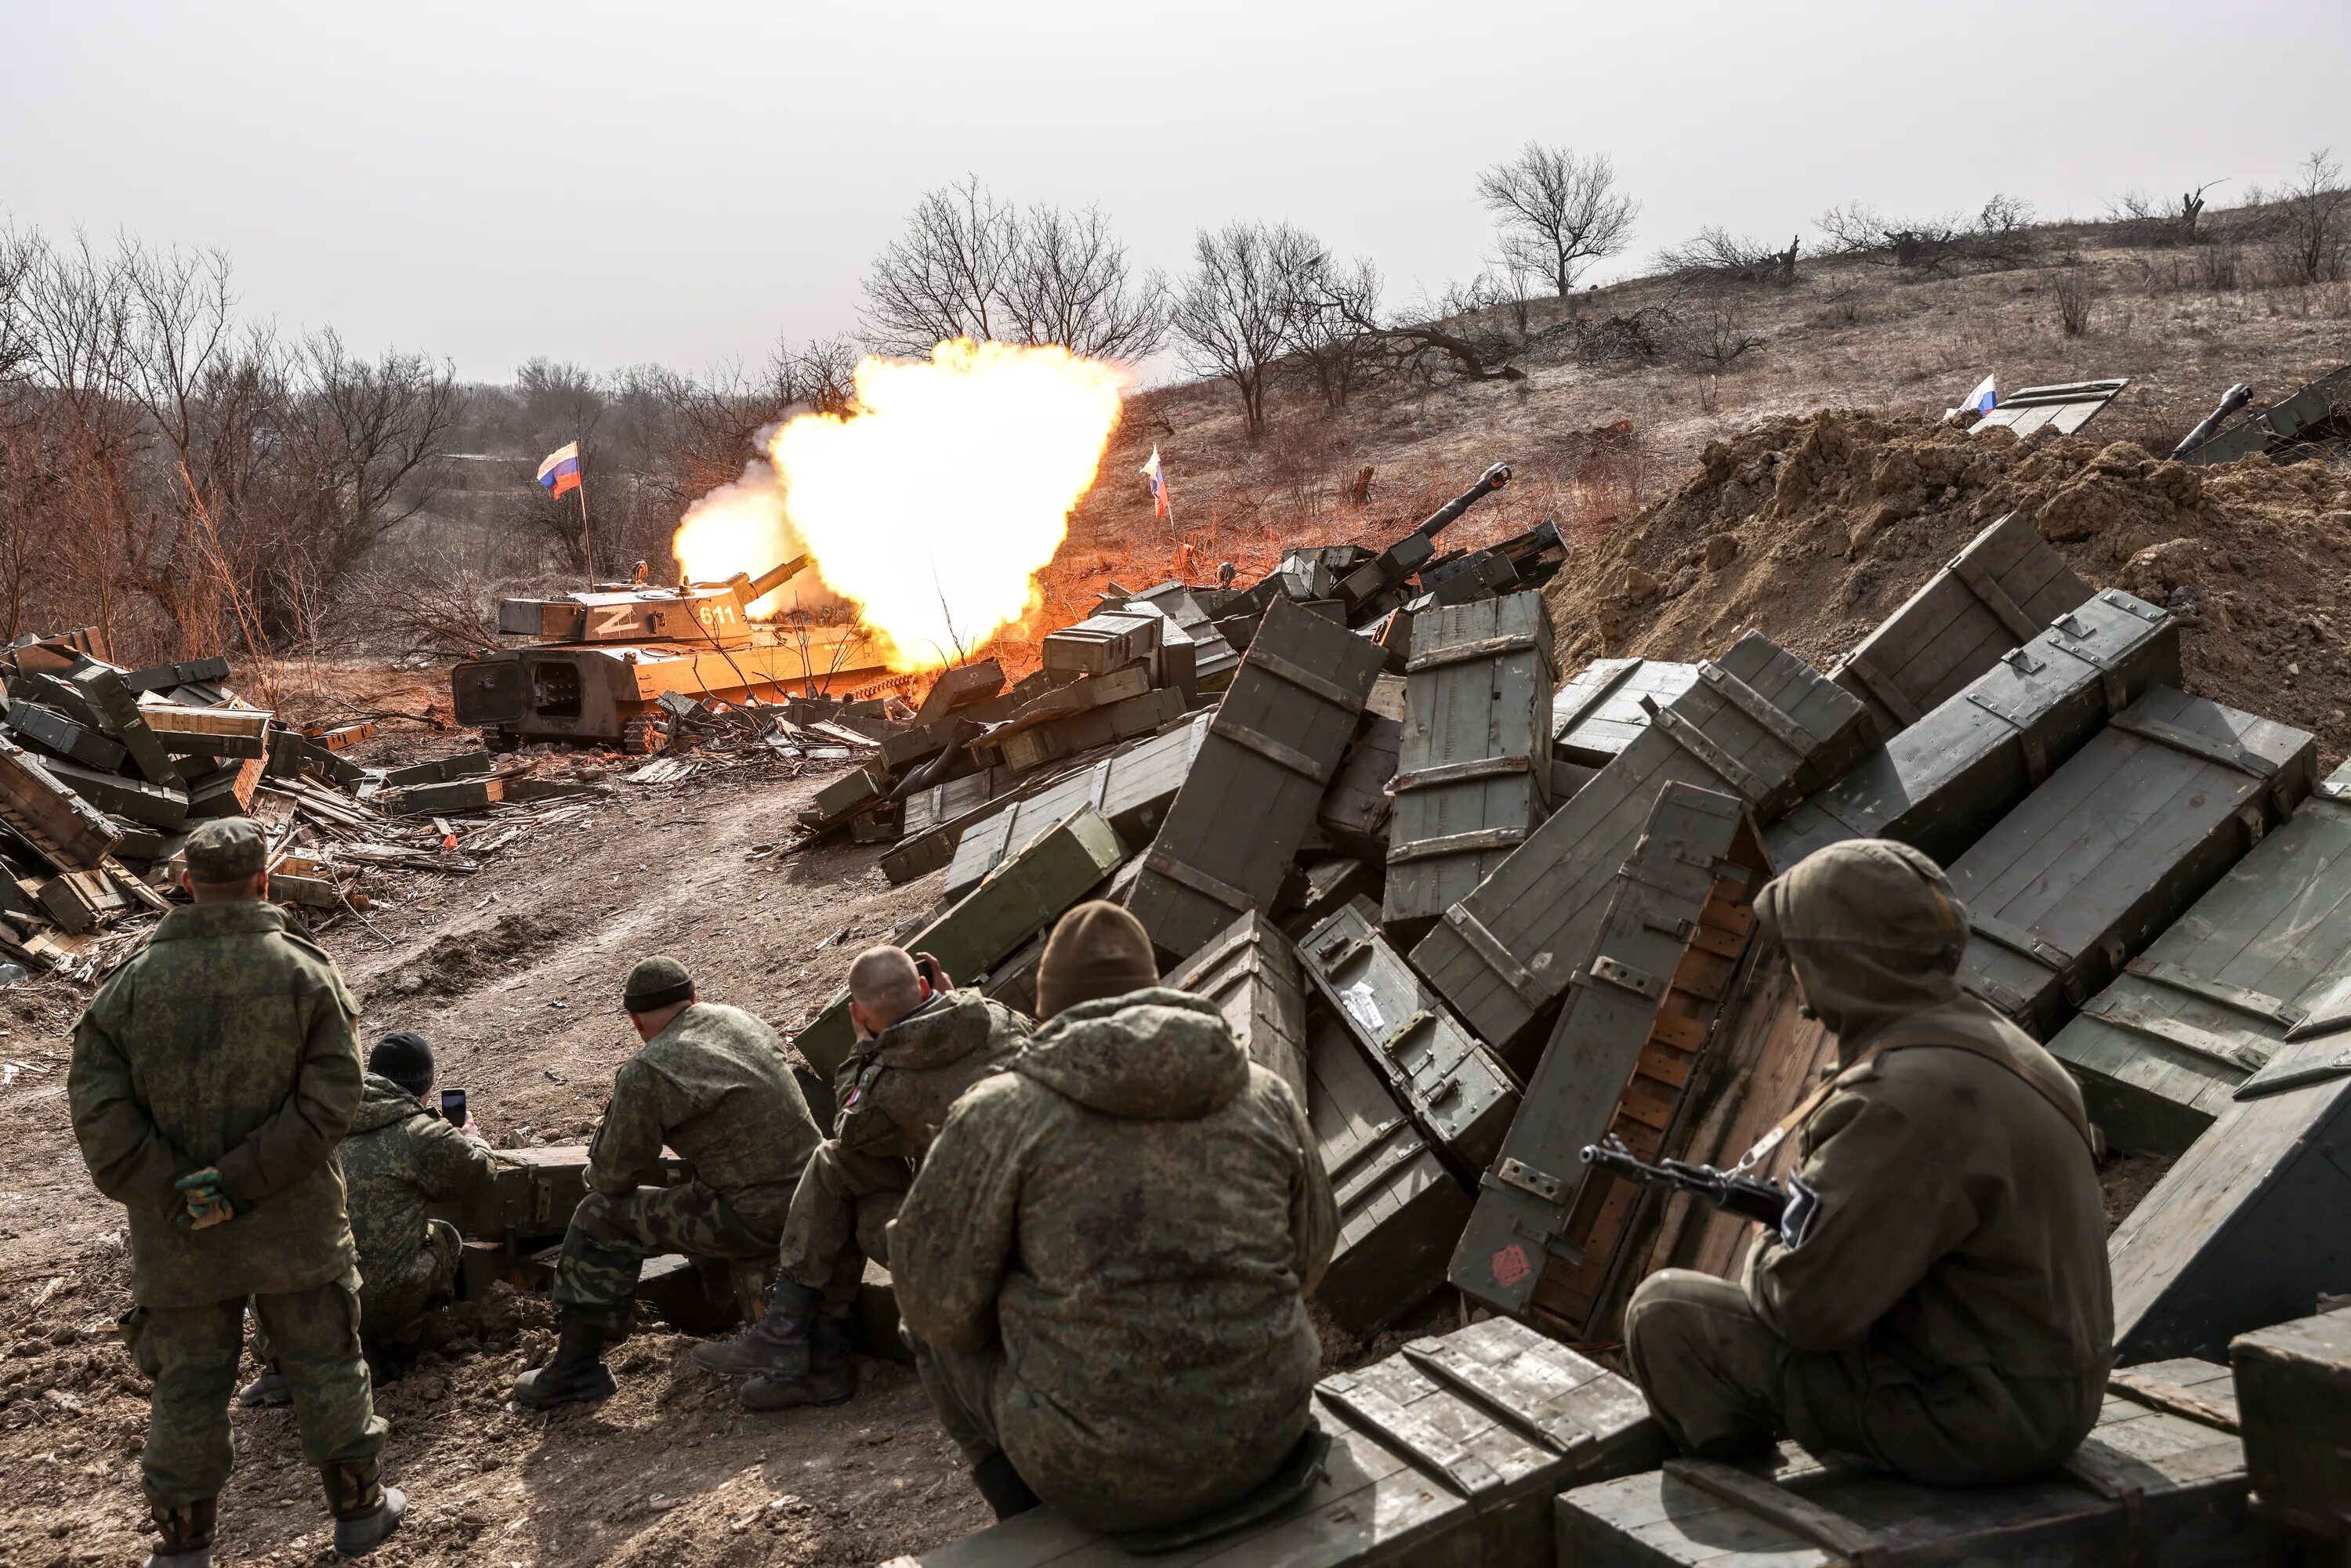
1780, 1175, 1823, 1249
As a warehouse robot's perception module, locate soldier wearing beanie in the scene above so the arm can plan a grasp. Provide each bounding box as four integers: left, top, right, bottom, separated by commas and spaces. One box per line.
68, 817, 405, 1563
513, 956, 821, 1408
1623, 839, 2111, 1486
890, 901, 1339, 1531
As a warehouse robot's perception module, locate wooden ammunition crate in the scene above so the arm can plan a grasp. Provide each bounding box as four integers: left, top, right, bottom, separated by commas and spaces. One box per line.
2049, 758, 2351, 1157
1830, 509, 2093, 740
1947, 686, 2313, 1041
914, 1316, 1663, 1568
1165, 911, 1310, 1103
944, 715, 1211, 900
1128, 596, 1385, 965
1555, 1368, 2255, 1567
5, 702, 127, 773
1384, 592, 1556, 936
1767, 588, 2179, 870
1551, 657, 1699, 769
1300, 897, 1519, 1179
1306, 1006, 1469, 1339
1410, 632, 1867, 1069
1128, 581, 1240, 690
2111, 1034, 2351, 1364
1450, 783, 1769, 1337
2230, 1306, 2351, 1542
1040, 610, 1161, 676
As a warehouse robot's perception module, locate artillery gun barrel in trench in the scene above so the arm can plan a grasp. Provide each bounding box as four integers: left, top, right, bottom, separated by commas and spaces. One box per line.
1412, 461, 1512, 541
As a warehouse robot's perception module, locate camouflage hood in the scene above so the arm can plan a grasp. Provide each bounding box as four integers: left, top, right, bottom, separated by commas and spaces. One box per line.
870, 989, 1005, 1073
1012, 987, 1248, 1121
1755, 838, 1970, 1059
350, 1072, 429, 1136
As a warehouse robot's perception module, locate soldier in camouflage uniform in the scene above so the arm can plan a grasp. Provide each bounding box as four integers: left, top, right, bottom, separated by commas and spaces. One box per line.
1624, 840, 2114, 1486
68, 818, 405, 1566
513, 957, 821, 1409
693, 947, 1029, 1411
241, 1032, 494, 1404
891, 902, 1338, 1526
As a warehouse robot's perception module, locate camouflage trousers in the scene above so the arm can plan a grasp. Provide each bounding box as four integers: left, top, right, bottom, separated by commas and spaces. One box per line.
253, 1219, 462, 1363
907, 1331, 1007, 1468
776, 1139, 911, 1315
125, 1273, 385, 1509
1623, 1269, 2103, 1485
552, 1181, 778, 1334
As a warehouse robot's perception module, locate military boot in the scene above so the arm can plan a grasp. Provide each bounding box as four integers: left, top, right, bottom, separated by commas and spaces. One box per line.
322, 1461, 405, 1557
235, 1365, 292, 1407
143, 1497, 215, 1568
692, 1279, 821, 1377
739, 1313, 855, 1412
509, 1308, 617, 1409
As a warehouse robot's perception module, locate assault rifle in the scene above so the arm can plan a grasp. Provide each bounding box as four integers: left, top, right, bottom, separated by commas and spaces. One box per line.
1579, 1136, 1786, 1226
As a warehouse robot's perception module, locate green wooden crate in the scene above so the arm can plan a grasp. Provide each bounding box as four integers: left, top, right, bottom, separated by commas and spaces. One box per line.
945, 714, 1212, 899
792, 806, 1125, 1103
1165, 911, 1310, 1105
1550, 657, 1700, 769
2230, 1305, 2351, 1542
1947, 686, 2313, 1042
1411, 631, 1867, 1070
911, 1316, 1663, 1568
2049, 758, 2351, 1157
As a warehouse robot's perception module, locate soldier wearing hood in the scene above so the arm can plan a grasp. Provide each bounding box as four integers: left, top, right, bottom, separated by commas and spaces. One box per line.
890, 901, 1338, 1529
1624, 838, 2113, 1486
692, 945, 1029, 1411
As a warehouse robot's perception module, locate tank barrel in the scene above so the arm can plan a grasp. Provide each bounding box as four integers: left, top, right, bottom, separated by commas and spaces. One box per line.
1414, 462, 1512, 541
744, 555, 810, 603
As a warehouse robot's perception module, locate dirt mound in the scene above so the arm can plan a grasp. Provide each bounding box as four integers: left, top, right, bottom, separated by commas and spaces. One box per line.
1545, 410, 2351, 765
363, 908, 583, 1009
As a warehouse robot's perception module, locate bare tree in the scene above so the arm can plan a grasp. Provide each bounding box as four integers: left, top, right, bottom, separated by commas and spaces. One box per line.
1816, 194, 2039, 273
2106, 183, 2221, 248
0, 225, 40, 389
1655, 227, 1800, 286
1172, 221, 1317, 436
1002, 204, 1169, 360
864, 178, 1167, 360
1476, 143, 1639, 297
287, 328, 459, 579
1284, 255, 1382, 411
2272, 147, 2349, 284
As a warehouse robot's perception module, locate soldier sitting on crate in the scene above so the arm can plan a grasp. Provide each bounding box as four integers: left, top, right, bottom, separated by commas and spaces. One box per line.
1624, 839, 2114, 1487
890, 901, 1339, 1533
240, 1031, 494, 1405
692, 945, 1030, 1410
511, 958, 822, 1409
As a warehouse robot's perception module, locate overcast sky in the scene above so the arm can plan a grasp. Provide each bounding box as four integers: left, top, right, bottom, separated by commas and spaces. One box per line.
4, 2, 2346, 385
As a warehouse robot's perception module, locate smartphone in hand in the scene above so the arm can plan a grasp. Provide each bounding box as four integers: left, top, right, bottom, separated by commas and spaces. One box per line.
440, 1088, 468, 1125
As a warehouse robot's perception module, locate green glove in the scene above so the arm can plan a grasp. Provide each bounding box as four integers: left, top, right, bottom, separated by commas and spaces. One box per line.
173, 1168, 236, 1231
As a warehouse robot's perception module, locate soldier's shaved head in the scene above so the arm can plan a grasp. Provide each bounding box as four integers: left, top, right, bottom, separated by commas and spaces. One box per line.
848, 946, 925, 1030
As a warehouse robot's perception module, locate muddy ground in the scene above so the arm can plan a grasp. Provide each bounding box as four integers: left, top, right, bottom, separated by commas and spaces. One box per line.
0, 748, 1017, 1566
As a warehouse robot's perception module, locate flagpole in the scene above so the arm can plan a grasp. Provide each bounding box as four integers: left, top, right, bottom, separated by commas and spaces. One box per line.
574, 450, 597, 587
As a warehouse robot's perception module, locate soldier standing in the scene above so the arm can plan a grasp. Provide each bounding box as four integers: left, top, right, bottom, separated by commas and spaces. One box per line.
692, 946, 1029, 1410
1624, 839, 2114, 1485
68, 817, 404, 1566
890, 902, 1337, 1529
513, 957, 821, 1408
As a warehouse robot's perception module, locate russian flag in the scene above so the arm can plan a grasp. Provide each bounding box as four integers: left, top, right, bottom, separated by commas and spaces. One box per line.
1945, 374, 1998, 423
537, 441, 582, 499
1139, 446, 1168, 519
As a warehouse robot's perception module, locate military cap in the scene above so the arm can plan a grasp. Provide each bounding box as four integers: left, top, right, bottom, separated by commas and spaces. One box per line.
624, 955, 695, 1012
1036, 900, 1158, 1019
183, 817, 267, 884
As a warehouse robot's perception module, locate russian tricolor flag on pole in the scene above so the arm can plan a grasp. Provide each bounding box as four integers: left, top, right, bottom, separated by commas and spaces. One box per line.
1139, 445, 1169, 519
537, 442, 582, 499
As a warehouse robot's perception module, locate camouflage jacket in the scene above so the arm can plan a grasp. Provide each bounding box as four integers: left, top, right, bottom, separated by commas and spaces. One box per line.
342, 1074, 494, 1310
833, 989, 1029, 1161
891, 987, 1337, 1532
68, 901, 363, 1308
588, 1001, 820, 1233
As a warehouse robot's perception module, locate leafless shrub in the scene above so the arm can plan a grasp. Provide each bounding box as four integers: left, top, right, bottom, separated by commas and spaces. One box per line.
2106, 183, 2219, 248
1567, 304, 1678, 367
2201, 242, 2242, 291
1671, 299, 1766, 368
2271, 148, 2349, 285
1816, 194, 2043, 273
861, 176, 1168, 359
1654, 227, 1799, 287
1476, 143, 1639, 297
2054, 269, 2095, 335
346, 548, 504, 657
